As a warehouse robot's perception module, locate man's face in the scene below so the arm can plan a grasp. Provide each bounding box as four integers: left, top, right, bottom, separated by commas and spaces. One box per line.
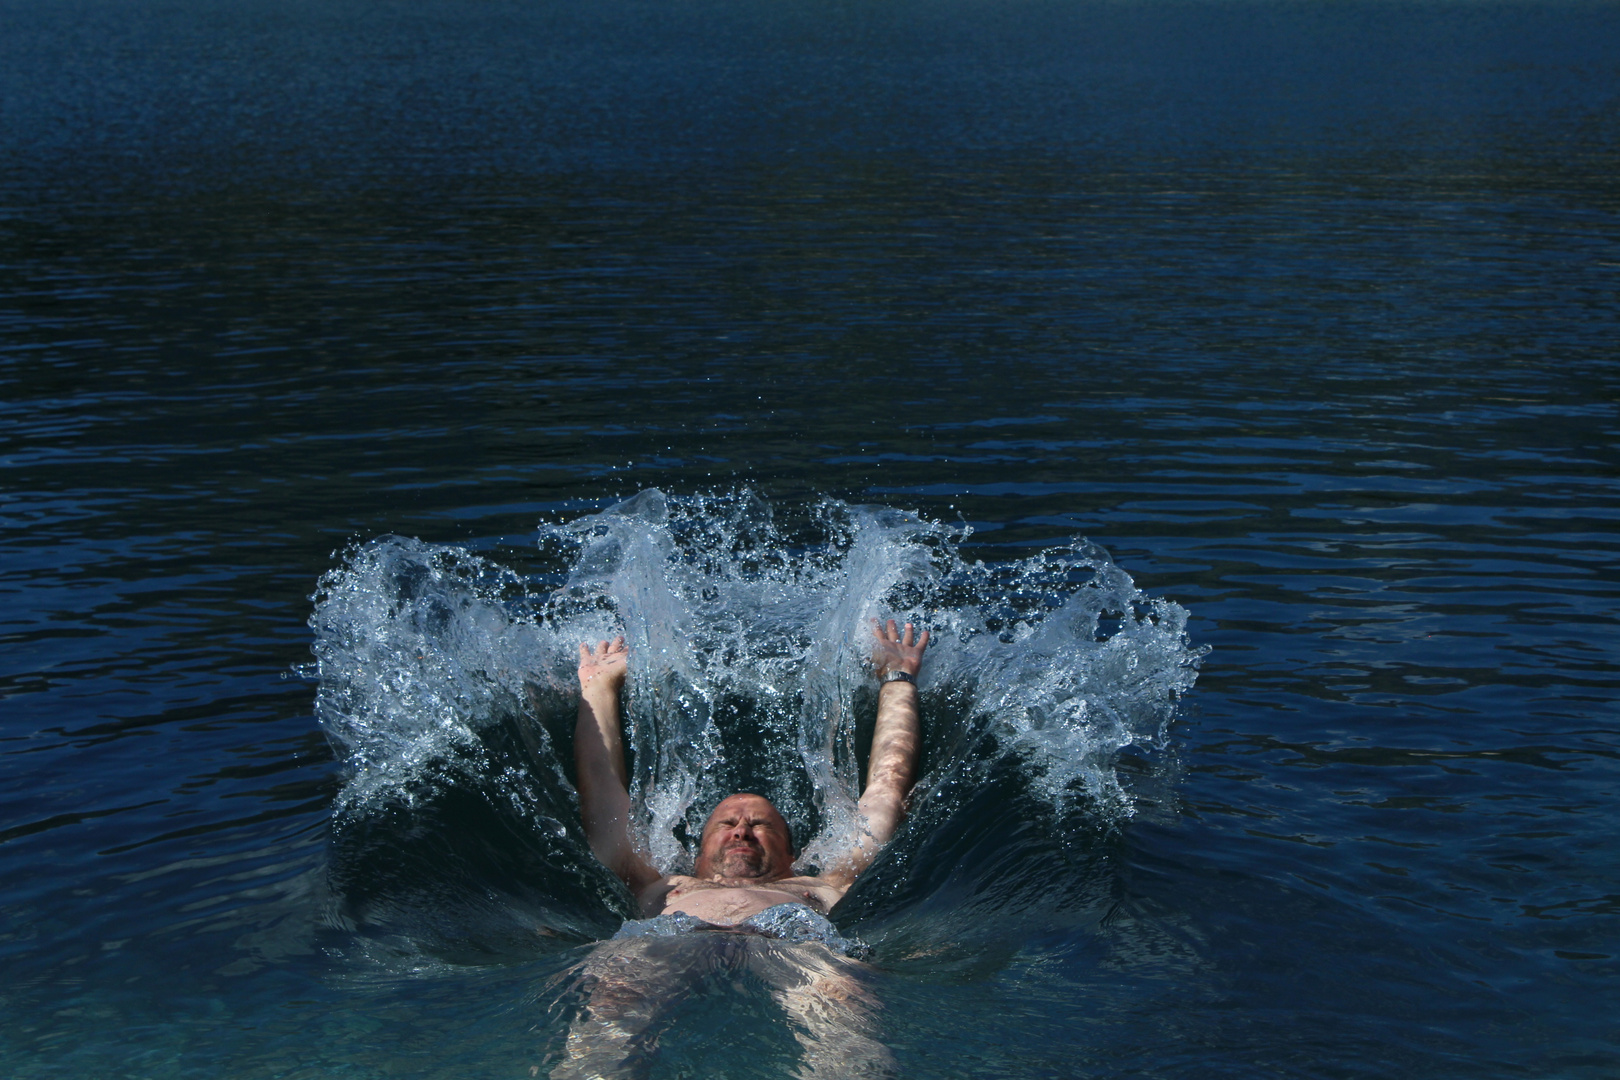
693, 794, 793, 881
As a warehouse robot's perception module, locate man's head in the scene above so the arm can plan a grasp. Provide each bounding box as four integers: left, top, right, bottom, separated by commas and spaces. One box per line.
692, 793, 794, 882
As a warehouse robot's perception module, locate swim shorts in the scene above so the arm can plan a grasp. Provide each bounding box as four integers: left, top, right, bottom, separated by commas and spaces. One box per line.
612, 903, 870, 959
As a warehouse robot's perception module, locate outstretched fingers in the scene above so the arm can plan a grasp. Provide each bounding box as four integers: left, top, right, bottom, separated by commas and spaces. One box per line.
577, 636, 628, 689
870, 617, 929, 678
876, 618, 911, 641
879, 618, 927, 648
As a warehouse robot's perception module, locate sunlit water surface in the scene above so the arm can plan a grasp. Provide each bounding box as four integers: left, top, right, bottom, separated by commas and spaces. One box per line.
2, 0, 1617, 1077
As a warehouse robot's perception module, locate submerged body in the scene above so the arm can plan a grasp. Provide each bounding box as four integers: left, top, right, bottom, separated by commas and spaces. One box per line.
558, 924, 888, 1080
614, 902, 869, 958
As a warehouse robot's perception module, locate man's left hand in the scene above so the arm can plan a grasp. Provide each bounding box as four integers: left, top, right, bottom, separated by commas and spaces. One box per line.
870, 618, 929, 678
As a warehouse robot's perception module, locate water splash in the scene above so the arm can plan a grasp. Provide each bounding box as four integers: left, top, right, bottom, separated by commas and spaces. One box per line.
308, 536, 564, 814
310, 491, 1206, 889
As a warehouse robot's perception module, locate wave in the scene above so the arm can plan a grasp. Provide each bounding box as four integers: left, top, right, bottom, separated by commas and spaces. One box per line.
307, 490, 1205, 958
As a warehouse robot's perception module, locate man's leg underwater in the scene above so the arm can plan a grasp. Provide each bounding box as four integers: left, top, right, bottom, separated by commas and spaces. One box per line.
550, 936, 708, 1080
749, 940, 897, 1080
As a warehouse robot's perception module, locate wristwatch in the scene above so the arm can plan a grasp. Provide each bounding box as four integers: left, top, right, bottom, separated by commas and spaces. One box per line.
881, 670, 917, 685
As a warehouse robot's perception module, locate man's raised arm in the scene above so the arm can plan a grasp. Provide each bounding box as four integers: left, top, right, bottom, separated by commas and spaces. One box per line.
574, 638, 660, 891
823, 619, 929, 890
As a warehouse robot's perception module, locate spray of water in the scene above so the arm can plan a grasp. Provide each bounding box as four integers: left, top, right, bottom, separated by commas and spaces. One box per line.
310, 490, 1206, 885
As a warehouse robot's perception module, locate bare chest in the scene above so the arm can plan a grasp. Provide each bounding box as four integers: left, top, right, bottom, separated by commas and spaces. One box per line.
646, 876, 841, 923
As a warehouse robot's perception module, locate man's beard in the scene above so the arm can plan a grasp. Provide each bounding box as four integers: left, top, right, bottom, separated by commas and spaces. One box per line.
715, 845, 768, 878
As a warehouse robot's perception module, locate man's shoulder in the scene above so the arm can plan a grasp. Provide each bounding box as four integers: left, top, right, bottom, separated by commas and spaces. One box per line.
657, 874, 700, 891
638, 874, 690, 898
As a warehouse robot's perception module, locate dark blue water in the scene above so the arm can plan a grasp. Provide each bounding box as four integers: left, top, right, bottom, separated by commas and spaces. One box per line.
3, 0, 1618, 1075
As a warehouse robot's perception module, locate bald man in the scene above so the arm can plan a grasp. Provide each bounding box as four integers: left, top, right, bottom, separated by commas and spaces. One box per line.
573, 618, 928, 926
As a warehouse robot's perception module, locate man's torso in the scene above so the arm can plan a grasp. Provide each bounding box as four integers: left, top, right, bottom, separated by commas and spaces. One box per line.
639, 875, 845, 923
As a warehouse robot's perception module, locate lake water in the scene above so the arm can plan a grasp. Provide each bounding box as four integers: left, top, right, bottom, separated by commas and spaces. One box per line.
3, 0, 1618, 1076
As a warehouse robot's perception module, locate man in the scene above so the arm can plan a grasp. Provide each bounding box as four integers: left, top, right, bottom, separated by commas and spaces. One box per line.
553, 619, 928, 1079
573, 618, 928, 923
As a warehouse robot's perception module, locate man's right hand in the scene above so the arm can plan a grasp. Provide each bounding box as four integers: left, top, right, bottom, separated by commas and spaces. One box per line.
573, 634, 659, 891
578, 637, 628, 692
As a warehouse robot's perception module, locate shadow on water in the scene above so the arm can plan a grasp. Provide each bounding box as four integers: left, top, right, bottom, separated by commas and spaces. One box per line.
842, 753, 1126, 979
324, 705, 627, 966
